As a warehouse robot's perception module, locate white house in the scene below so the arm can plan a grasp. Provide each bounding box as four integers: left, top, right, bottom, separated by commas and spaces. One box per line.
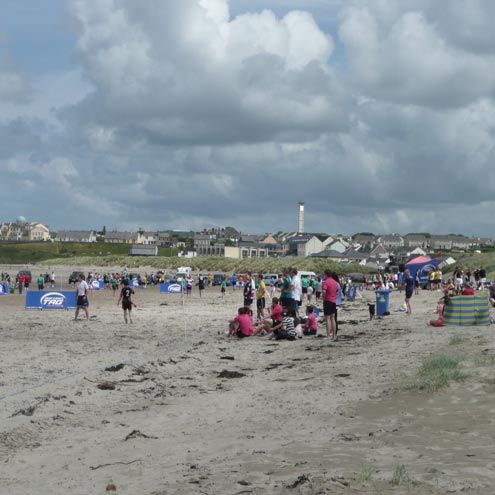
137, 231, 158, 245
327, 240, 347, 254
56, 231, 97, 243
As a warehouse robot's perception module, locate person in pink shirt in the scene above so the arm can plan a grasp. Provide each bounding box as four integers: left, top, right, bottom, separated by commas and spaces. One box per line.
322, 269, 338, 340
228, 307, 254, 338
303, 305, 318, 336
253, 297, 283, 335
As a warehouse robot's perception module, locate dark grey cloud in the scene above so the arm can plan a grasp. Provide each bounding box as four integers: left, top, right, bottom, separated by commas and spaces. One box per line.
1, 0, 495, 236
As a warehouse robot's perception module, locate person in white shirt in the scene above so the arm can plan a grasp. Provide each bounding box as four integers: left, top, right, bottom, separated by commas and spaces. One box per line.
74, 274, 90, 321
291, 268, 302, 315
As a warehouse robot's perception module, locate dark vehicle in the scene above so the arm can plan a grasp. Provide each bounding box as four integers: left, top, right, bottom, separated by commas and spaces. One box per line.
212, 273, 224, 286
68, 271, 84, 284
17, 270, 32, 284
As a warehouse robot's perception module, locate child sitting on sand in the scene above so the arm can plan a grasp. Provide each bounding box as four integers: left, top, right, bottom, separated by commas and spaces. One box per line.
271, 308, 298, 341
253, 297, 283, 335
228, 307, 254, 338
429, 296, 447, 327
302, 305, 318, 336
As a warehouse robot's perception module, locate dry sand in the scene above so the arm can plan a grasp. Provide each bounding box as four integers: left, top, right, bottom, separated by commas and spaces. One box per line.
1, 264, 495, 494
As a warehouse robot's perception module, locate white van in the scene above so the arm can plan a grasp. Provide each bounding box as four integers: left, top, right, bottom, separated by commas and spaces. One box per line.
176, 266, 192, 276
299, 271, 316, 280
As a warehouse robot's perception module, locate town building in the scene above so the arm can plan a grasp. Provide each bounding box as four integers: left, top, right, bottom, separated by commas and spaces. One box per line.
0, 218, 50, 242
224, 244, 268, 259
55, 231, 98, 243
104, 232, 137, 244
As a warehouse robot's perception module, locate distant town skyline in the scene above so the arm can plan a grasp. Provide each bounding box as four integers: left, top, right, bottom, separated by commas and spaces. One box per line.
2, 1, 495, 235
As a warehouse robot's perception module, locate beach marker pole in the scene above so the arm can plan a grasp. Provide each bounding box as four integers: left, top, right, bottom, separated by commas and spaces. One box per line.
182, 286, 187, 339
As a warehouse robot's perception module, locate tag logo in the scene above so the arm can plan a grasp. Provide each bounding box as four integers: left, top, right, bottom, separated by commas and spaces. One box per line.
168, 284, 182, 293
40, 292, 66, 307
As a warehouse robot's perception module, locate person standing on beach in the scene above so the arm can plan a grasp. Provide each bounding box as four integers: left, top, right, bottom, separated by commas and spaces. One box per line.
403, 269, 414, 315
256, 273, 266, 320
322, 269, 338, 340
314, 277, 322, 303
291, 268, 302, 315
37, 274, 44, 291
280, 268, 293, 310
18, 274, 25, 294
301, 276, 309, 301
198, 276, 205, 298
74, 274, 89, 321
220, 276, 227, 298
117, 279, 136, 324
111, 275, 118, 295
243, 272, 255, 309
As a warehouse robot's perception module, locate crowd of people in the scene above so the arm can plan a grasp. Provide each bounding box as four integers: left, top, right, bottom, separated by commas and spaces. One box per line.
3, 262, 494, 331
228, 268, 343, 341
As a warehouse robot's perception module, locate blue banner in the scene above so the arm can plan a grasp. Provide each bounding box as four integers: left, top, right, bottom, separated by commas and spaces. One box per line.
0, 283, 9, 296
89, 280, 105, 290
160, 282, 183, 294
129, 279, 139, 288
26, 291, 77, 310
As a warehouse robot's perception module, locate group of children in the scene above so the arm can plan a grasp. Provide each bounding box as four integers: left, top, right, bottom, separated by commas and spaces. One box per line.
228, 297, 318, 340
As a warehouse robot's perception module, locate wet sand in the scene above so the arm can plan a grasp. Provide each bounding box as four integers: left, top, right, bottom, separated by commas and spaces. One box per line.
1, 264, 494, 494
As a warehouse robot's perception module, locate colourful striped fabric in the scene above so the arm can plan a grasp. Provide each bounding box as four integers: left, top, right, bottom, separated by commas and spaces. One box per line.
444, 295, 490, 326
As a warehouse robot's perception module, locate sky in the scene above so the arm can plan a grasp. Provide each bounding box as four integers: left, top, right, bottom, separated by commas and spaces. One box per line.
1, 0, 495, 236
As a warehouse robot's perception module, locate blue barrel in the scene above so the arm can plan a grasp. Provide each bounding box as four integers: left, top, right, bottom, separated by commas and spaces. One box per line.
376, 289, 390, 316
347, 286, 357, 302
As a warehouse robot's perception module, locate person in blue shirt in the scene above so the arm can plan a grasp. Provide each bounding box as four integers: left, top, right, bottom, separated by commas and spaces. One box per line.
403, 269, 414, 314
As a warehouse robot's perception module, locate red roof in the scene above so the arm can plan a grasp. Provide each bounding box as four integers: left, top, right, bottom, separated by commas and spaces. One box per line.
406, 256, 432, 265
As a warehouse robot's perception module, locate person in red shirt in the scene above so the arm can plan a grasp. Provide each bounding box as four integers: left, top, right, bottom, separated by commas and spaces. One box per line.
322, 269, 338, 340
228, 307, 254, 338
461, 284, 475, 296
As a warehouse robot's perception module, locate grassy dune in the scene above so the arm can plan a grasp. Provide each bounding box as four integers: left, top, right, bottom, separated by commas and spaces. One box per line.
0, 242, 178, 264
41, 255, 374, 275
444, 251, 495, 279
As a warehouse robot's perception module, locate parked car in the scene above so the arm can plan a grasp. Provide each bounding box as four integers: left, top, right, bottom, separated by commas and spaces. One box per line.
68, 271, 84, 284
263, 274, 279, 286
212, 273, 225, 286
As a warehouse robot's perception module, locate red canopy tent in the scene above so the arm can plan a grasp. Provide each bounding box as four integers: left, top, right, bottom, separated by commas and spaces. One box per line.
406, 256, 432, 265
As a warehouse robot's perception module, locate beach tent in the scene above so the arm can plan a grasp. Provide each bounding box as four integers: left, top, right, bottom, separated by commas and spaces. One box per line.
405, 256, 439, 285
444, 295, 490, 326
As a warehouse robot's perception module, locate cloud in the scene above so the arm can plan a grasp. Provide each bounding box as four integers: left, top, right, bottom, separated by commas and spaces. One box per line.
339, 1, 495, 108
66, 0, 341, 147
0, 51, 30, 104
2, 0, 495, 236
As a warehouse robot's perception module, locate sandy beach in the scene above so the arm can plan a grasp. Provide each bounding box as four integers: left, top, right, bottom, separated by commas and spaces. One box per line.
1, 265, 494, 494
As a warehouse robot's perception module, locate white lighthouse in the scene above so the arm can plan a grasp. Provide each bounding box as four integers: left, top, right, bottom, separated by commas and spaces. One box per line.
298, 202, 305, 234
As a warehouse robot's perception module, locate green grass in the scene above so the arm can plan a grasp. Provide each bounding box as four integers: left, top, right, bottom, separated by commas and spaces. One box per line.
357, 464, 373, 482
444, 251, 495, 280
448, 335, 465, 346
475, 354, 495, 367
390, 464, 411, 486
404, 354, 467, 393
0, 242, 179, 264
